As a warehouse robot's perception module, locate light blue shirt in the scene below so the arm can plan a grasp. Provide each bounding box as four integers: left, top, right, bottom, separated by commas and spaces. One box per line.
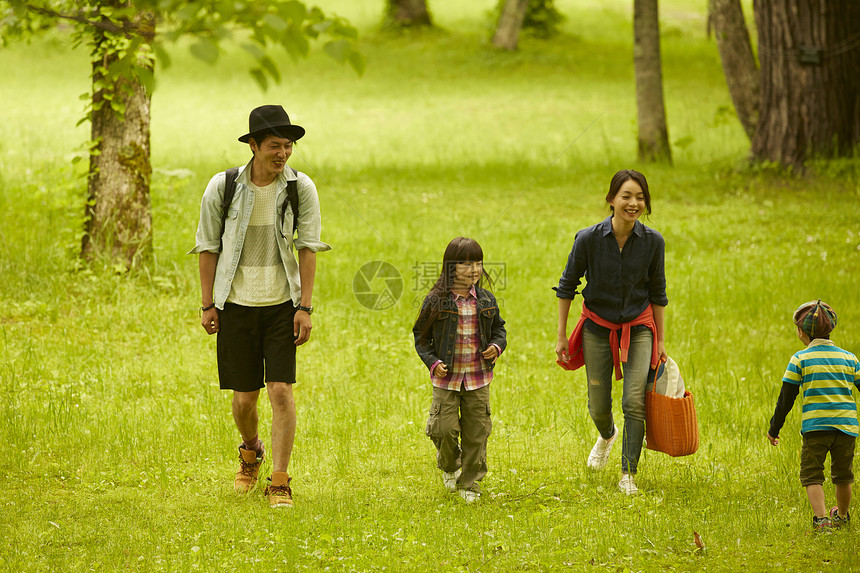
189, 159, 331, 309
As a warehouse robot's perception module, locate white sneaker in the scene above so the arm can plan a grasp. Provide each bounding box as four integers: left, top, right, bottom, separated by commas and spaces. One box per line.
618, 473, 639, 495
442, 469, 461, 493
459, 489, 480, 503
587, 424, 619, 470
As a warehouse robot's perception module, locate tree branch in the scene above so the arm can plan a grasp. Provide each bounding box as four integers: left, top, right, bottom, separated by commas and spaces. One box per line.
25, 3, 139, 38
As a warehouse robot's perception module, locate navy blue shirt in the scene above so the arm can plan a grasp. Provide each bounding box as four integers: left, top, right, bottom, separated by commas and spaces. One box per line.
555, 216, 668, 325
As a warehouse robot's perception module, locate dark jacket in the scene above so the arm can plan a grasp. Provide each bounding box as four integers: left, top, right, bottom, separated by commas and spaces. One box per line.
413, 286, 507, 373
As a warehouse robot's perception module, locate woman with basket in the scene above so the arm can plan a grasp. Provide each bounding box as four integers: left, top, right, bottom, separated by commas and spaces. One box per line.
554, 169, 668, 495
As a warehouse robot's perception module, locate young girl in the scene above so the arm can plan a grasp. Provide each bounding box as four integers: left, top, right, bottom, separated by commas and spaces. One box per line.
413, 237, 507, 502
555, 170, 668, 495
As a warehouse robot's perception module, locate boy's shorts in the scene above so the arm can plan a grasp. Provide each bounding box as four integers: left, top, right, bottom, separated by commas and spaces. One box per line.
217, 301, 297, 392
799, 430, 856, 487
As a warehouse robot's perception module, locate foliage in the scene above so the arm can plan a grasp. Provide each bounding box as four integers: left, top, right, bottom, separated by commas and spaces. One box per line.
1, 0, 364, 267
1, 0, 364, 100
521, 0, 565, 38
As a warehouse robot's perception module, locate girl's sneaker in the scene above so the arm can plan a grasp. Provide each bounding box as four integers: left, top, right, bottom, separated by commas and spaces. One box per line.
442, 469, 462, 493
459, 489, 480, 503
812, 516, 832, 531
618, 473, 639, 495
829, 507, 851, 528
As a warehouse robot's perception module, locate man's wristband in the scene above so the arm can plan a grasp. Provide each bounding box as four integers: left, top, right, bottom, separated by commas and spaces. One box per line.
200, 303, 216, 312
296, 305, 313, 315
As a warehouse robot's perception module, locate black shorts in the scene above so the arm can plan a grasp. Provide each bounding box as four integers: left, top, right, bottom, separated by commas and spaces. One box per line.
800, 430, 856, 486
216, 301, 297, 392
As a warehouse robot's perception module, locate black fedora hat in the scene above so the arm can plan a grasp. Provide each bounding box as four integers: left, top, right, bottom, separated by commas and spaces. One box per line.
238, 104, 305, 143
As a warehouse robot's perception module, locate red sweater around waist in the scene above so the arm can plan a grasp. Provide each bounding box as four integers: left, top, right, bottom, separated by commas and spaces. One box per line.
557, 303, 659, 380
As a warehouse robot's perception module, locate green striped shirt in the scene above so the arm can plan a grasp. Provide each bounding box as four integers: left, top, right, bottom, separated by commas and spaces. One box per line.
782, 339, 860, 436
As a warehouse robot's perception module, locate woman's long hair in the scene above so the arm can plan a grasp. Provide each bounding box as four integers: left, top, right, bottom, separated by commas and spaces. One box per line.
414, 237, 493, 343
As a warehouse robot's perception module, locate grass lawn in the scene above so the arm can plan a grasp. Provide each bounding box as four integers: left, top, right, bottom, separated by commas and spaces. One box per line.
1, 0, 859, 570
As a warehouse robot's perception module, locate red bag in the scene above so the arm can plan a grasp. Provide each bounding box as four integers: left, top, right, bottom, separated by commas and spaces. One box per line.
645, 389, 699, 457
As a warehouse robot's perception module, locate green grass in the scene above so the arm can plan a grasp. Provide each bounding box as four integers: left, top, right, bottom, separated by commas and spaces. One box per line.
1, 0, 860, 570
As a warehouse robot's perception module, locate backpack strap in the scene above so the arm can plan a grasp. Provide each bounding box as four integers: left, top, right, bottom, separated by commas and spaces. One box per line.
220, 167, 240, 240
221, 166, 298, 241
280, 167, 299, 238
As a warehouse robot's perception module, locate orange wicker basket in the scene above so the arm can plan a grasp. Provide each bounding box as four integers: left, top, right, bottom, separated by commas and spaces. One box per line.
644, 389, 699, 457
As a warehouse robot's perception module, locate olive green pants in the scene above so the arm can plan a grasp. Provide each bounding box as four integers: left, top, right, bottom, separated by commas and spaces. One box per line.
425, 384, 492, 492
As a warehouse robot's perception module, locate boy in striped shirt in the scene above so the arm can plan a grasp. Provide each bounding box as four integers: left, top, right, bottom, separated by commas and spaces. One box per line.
767, 300, 860, 530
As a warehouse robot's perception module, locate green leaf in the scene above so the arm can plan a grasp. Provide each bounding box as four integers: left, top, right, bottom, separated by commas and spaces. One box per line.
280, 26, 310, 58
312, 20, 332, 35
153, 42, 172, 69
211, 23, 233, 42
348, 50, 366, 77
259, 55, 281, 84
323, 40, 350, 63
331, 20, 359, 40
176, 4, 201, 23
240, 42, 265, 60
135, 67, 156, 95
190, 37, 219, 64
263, 14, 287, 32
280, 1, 308, 23
249, 68, 268, 91
303, 25, 320, 40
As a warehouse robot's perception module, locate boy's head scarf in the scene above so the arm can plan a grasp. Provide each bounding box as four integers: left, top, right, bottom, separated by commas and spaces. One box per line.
793, 299, 837, 338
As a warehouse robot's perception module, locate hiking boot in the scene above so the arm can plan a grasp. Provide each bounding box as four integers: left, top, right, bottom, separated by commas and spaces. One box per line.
459, 488, 480, 503
587, 424, 619, 470
812, 516, 833, 532
265, 471, 293, 508
829, 507, 851, 528
618, 473, 639, 495
234, 444, 265, 493
442, 469, 462, 493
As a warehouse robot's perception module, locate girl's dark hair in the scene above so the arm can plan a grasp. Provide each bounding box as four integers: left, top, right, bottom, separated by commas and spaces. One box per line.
605, 169, 652, 215
414, 237, 492, 343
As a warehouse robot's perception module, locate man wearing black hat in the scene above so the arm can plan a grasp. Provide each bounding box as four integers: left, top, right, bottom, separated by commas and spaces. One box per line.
190, 105, 331, 508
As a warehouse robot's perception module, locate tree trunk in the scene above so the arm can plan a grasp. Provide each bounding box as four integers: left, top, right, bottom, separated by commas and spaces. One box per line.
709, 0, 759, 140
493, 0, 530, 50
385, 0, 432, 28
633, 0, 672, 163
752, 0, 860, 167
81, 12, 154, 266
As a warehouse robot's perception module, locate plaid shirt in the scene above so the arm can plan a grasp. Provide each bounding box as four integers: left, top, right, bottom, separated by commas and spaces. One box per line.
432, 287, 493, 391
